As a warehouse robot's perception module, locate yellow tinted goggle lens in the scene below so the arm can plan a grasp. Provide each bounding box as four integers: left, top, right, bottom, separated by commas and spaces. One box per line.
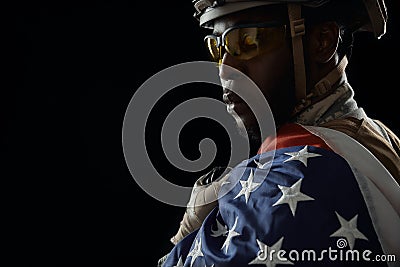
205, 25, 286, 63
206, 38, 221, 63
226, 27, 285, 60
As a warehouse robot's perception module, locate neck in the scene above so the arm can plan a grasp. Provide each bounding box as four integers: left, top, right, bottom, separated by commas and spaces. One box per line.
291, 55, 349, 117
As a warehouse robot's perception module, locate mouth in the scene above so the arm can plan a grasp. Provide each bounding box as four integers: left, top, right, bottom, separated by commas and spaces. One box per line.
223, 89, 248, 115
223, 88, 240, 104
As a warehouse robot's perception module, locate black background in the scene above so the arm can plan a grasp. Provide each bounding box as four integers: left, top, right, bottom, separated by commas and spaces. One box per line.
6, 1, 399, 265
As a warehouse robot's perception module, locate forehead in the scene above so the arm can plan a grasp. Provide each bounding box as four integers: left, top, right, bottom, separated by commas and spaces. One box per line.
212, 4, 288, 34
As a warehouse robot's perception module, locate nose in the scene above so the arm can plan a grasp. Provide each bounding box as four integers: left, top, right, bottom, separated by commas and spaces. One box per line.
218, 53, 246, 81
219, 54, 247, 104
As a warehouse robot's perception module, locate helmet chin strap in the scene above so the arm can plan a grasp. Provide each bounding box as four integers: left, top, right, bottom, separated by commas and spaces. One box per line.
291, 55, 349, 117
288, 4, 307, 101
287, 3, 349, 118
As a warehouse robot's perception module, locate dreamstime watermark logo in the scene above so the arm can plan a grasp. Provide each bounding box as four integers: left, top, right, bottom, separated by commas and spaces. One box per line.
256, 238, 397, 264
336, 238, 347, 249
122, 61, 276, 207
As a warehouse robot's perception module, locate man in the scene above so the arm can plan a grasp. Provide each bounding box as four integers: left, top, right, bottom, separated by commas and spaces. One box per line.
160, 0, 400, 266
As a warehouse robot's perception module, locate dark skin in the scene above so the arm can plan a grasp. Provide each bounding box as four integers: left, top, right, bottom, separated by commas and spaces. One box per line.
212, 5, 341, 154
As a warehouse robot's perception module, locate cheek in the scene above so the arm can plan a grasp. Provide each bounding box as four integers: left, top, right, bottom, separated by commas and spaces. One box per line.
247, 45, 295, 121
249, 45, 292, 97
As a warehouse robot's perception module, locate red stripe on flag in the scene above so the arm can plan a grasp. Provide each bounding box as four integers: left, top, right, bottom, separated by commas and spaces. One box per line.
258, 123, 332, 154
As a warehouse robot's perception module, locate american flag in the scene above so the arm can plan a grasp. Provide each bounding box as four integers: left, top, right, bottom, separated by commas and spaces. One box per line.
162, 123, 400, 267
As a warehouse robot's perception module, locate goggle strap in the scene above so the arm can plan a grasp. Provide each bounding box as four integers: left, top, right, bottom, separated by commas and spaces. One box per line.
288, 3, 307, 101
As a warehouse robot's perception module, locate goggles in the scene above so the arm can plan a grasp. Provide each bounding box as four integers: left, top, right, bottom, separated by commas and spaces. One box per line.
204, 22, 287, 64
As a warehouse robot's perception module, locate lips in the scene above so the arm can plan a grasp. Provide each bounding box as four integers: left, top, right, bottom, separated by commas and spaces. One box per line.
223, 89, 242, 105
223, 89, 248, 115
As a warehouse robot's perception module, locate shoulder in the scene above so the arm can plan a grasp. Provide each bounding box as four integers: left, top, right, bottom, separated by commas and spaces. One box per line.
213, 123, 387, 263
258, 122, 332, 154
219, 123, 358, 222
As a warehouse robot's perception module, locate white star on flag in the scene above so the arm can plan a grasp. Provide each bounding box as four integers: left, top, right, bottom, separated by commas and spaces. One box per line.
330, 212, 368, 249
249, 237, 293, 267
254, 159, 271, 169
221, 216, 241, 253
234, 170, 261, 203
188, 238, 204, 267
284, 145, 321, 167
211, 218, 228, 237
173, 256, 184, 267
272, 179, 314, 216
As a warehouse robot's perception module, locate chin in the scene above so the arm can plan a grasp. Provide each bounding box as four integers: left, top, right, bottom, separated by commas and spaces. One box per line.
230, 112, 262, 156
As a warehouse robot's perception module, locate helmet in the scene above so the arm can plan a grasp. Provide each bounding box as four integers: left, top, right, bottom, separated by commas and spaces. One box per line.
192, 0, 388, 117
193, 0, 387, 38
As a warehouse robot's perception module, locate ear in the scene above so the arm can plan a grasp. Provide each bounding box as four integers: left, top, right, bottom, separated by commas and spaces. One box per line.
309, 21, 340, 63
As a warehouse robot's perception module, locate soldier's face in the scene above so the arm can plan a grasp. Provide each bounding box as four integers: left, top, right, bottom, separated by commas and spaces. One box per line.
212, 5, 297, 144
